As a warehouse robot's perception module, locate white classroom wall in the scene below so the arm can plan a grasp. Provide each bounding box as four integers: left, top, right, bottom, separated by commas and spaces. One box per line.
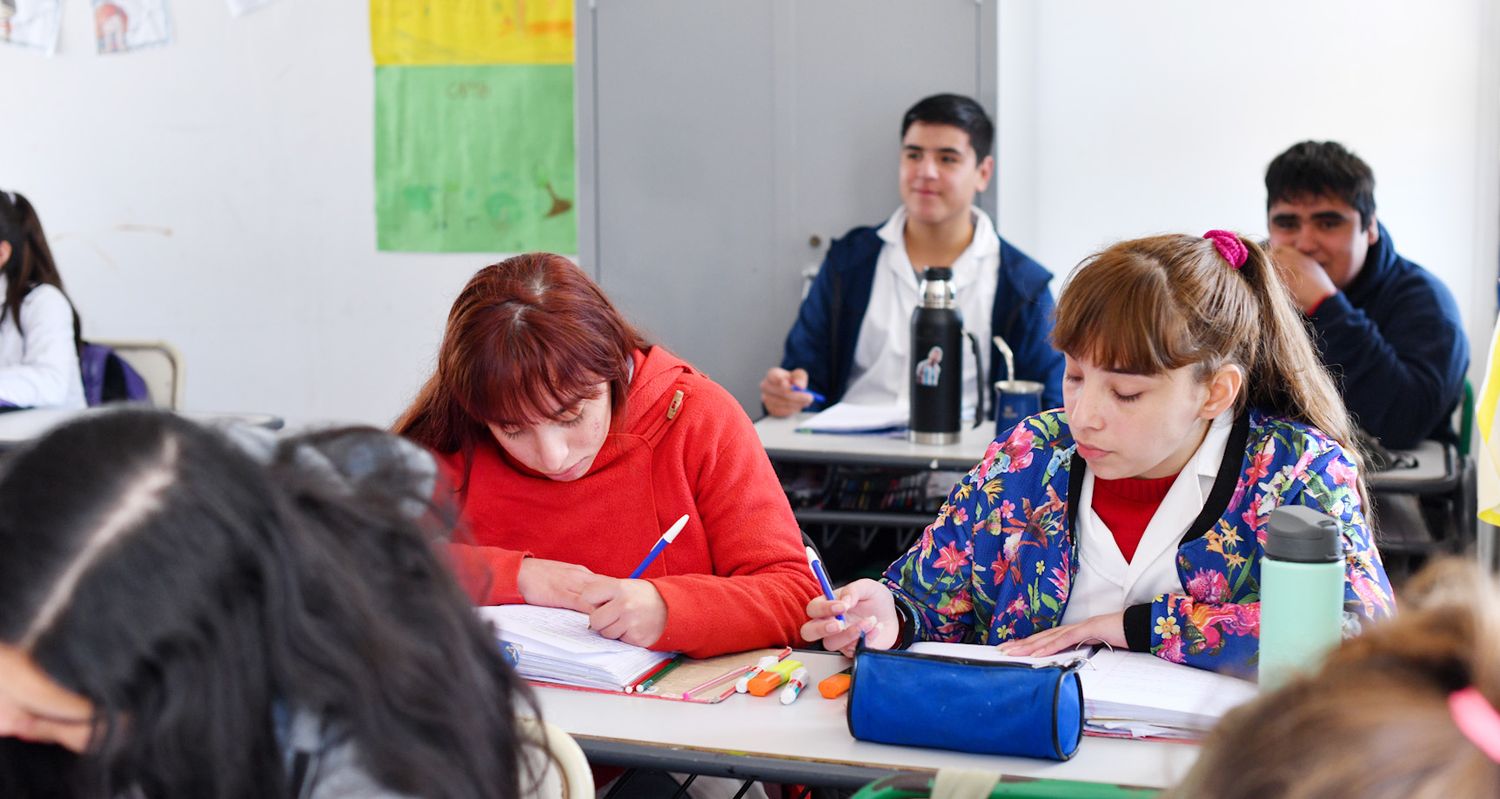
3, 0, 1496, 427
3, 0, 480, 427
999, 0, 1500, 394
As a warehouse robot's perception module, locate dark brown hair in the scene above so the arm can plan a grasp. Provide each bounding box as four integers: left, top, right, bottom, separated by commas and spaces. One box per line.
0, 191, 80, 352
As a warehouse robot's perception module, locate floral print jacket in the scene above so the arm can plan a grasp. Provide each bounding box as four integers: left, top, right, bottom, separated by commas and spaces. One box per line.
882, 408, 1395, 676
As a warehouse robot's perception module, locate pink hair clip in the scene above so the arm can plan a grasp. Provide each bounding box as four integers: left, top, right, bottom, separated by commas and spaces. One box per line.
1450, 687, 1500, 762
1203, 229, 1248, 270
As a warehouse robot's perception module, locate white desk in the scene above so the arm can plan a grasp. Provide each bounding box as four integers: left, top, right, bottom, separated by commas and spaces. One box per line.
755, 414, 996, 473
533, 650, 1197, 790
0, 407, 285, 449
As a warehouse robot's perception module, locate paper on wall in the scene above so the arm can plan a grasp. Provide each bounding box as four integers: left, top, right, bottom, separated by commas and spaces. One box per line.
93, 0, 171, 55
0, 0, 62, 55
371, 0, 573, 66
225, 0, 275, 17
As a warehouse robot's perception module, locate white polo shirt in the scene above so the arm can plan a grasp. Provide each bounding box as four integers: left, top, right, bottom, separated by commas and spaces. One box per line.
1060, 410, 1235, 626
840, 206, 999, 419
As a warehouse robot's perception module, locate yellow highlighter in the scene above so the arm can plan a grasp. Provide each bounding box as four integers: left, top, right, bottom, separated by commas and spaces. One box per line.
746, 659, 803, 697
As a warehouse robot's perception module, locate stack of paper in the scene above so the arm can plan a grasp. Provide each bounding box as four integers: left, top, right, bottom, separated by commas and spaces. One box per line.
908, 642, 1258, 740
795, 402, 908, 435
1079, 649, 1257, 739
479, 605, 675, 692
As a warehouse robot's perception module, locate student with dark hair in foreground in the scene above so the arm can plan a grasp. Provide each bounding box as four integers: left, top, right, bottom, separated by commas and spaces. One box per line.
1173, 558, 1500, 798
0, 410, 542, 799
763, 93, 1064, 419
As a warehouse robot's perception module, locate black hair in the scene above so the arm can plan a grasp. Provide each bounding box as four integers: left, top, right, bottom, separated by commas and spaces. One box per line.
0, 410, 540, 799
901, 93, 994, 160
0, 191, 81, 353
1264, 141, 1377, 230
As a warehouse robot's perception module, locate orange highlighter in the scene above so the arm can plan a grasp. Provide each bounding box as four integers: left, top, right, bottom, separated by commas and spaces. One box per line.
746, 659, 803, 697
818, 668, 852, 699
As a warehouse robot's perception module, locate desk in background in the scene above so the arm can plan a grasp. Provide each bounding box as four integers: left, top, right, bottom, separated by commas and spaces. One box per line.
534, 649, 1196, 790
755, 414, 994, 529
0, 407, 285, 451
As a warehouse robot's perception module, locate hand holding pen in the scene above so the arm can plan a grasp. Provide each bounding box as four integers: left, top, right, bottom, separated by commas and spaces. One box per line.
800, 577, 900, 658
760, 367, 820, 417
580, 514, 689, 648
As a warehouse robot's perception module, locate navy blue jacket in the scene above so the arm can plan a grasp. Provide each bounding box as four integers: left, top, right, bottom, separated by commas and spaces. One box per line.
778, 224, 1065, 413
1308, 224, 1468, 449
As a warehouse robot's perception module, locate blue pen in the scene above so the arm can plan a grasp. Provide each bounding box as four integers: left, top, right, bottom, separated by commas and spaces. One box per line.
792, 385, 827, 404
629, 514, 690, 579
806, 546, 845, 630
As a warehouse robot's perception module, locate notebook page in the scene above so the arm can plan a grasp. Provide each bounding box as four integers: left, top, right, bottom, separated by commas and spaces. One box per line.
478, 605, 674, 689
1081, 649, 1257, 721
796, 402, 908, 434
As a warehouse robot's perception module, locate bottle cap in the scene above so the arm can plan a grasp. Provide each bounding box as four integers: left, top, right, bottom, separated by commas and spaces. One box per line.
1265, 506, 1341, 563
921, 266, 953, 282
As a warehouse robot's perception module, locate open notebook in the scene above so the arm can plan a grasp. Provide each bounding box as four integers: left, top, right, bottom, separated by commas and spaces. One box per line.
909, 642, 1258, 740
480, 605, 788, 703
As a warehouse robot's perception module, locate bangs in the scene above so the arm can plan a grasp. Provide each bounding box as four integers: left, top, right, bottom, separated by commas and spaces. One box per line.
1052, 248, 1205, 375
442, 303, 622, 428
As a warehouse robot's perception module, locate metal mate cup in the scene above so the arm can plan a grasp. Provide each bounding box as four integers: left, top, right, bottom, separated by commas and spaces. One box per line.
994, 379, 1044, 438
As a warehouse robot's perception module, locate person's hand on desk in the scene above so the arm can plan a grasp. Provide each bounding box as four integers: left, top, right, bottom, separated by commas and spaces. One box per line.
760, 367, 815, 417
578, 576, 668, 648
517, 557, 601, 613
801, 578, 898, 657
1268, 245, 1338, 313
996, 611, 1126, 657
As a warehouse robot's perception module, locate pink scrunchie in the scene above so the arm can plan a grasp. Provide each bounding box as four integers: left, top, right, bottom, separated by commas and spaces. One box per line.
1203, 229, 1248, 270
1451, 687, 1500, 763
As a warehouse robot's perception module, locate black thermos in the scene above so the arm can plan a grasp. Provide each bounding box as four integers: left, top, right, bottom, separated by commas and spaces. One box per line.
910, 267, 964, 444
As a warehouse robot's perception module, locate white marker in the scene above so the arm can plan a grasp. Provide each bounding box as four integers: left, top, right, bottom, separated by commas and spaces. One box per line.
736, 655, 780, 694
779, 667, 809, 705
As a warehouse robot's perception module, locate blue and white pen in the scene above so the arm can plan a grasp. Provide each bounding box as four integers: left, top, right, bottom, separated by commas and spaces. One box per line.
628, 514, 690, 579
791, 385, 827, 405
806, 546, 845, 631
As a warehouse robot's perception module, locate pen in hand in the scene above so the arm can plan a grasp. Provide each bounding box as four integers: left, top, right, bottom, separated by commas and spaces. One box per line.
806, 546, 845, 630
629, 514, 690, 579
791, 385, 826, 405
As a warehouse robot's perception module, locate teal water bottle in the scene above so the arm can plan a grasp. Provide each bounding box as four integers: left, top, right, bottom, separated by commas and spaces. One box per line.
1259, 505, 1345, 690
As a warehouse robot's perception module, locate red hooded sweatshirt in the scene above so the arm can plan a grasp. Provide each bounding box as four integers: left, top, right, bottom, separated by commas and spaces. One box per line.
441, 347, 820, 658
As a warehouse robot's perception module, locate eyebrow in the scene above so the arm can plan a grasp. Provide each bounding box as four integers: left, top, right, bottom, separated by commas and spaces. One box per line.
903, 145, 966, 157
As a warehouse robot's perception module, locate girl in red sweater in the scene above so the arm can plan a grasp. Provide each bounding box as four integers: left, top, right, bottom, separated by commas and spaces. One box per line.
397, 253, 819, 658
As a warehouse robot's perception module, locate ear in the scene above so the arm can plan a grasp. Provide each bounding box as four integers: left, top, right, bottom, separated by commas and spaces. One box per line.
975, 155, 995, 192
0, 240, 10, 269
1365, 212, 1379, 245
1200, 364, 1243, 420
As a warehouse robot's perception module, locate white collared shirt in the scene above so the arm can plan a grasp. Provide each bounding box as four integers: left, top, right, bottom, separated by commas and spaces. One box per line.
840, 206, 1000, 419
1060, 411, 1235, 626
0, 276, 85, 410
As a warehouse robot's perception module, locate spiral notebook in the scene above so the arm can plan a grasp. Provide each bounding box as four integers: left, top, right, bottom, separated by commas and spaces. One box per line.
480, 605, 789, 703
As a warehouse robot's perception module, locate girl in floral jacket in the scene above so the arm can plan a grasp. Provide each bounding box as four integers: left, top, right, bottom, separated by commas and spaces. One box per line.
803, 231, 1395, 676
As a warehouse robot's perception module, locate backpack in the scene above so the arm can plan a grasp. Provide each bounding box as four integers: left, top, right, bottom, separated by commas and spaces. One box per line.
80, 342, 152, 406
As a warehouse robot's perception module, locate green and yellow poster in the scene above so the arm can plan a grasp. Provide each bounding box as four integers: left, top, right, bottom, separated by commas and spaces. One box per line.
372, 0, 576, 253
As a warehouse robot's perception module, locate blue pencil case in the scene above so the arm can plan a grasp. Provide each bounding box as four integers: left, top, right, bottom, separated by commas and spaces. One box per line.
846, 645, 1085, 761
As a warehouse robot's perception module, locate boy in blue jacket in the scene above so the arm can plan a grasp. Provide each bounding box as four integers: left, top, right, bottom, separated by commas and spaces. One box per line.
761, 94, 1064, 419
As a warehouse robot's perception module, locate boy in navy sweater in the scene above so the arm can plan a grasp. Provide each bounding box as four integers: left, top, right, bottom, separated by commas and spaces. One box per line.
1265, 140, 1468, 450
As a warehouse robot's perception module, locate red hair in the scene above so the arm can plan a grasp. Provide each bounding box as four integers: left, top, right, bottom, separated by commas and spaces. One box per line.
395, 254, 648, 463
